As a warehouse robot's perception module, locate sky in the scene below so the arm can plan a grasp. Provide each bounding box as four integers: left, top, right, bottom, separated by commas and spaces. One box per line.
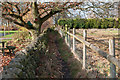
0, 0, 119, 26
0, 0, 119, 2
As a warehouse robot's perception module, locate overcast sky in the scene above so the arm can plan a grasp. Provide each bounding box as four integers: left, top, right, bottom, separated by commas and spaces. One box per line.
0, 0, 119, 26
0, 0, 119, 2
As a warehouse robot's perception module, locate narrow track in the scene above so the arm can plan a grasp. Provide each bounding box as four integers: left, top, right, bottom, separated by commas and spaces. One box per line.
55, 41, 71, 78
48, 32, 71, 78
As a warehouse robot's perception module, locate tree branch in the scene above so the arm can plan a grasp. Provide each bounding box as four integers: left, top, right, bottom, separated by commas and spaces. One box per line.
3, 16, 36, 30
4, 17, 24, 26
42, 10, 62, 23
41, 2, 83, 23
2, 13, 21, 19
32, 2, 39, 17
15, 5, 21, 14
22, 9, 30, 16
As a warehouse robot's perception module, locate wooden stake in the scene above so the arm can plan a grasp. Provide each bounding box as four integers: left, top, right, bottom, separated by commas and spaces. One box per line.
68, 28, 71, 47
83, 30, 87, 69
73, 28, 75, 52
109, 37, 116, 78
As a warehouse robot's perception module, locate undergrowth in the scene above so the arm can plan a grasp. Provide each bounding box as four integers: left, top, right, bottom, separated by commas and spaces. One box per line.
14, 28, 88, 78
46, 28, 88, 78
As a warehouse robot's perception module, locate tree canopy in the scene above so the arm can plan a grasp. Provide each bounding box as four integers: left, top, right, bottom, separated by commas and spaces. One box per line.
1, 1, 118, 35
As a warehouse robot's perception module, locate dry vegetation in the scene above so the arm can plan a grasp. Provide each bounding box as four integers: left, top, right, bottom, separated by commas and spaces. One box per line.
1, 30, 32, 67
69, 28, 119, 78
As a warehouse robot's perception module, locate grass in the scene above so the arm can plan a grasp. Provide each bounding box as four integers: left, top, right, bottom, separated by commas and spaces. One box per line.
0, 31, 17, 42
90, 32, 96, 35
0, 34, 13, 42
109, 30, 118, 33
1, 34, 14, 38
0, 39, 12, 42
118, 43, 120, 45
76, 33, 83, 36
86, 30, 118, 36
0, 30, 23, 41
54, 30, 88, 78
0, 30, 22, 33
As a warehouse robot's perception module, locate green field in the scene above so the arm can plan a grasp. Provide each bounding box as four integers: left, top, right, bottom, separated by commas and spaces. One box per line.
0, 31, 21, 41
0, 30, 23, 38
0, 31, 21, 33
0, 34, 14, 41
1, 34, 14, 38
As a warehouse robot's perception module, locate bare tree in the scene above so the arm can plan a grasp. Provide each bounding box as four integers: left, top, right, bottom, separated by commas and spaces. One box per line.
2, 2, 83, 35
1, 1, 118, 38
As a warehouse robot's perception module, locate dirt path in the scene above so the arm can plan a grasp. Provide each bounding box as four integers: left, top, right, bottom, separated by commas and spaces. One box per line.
47, 32, 71, 78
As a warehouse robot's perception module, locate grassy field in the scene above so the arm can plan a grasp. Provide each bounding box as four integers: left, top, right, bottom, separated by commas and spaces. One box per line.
0, 34, 13, 41
1, 34, 14, 38
0, 31, 21, 33
73, 28, 119, 78
0, 30, 21, 41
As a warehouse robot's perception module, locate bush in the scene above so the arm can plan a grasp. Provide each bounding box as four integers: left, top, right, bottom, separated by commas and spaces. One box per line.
13, 31, 31, 41
58, 18, 118, 29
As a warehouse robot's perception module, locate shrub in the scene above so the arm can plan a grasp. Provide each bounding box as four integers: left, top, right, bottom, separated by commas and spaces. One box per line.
58, 18, 118, 29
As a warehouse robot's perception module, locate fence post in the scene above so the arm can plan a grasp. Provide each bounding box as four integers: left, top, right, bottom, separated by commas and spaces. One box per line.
73, 28, 75, 52
65, 25, 67, 43
109, 37, 116, 78
63, 26, 65, 39
83, 30, 87, 69
66, 26, 68, 43
68, 28, 71, 47
59, 27, 62, 37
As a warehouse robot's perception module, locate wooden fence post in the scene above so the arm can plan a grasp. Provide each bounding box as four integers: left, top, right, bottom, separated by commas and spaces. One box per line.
83, 30, 87, 69
68, 28, 71, 47
66, 27, 68, 43
59, 27, 62, 37
63, 26, 65, 39
65, 25, 67, 43
109, 37, 116, 78
73, 28, 75, 52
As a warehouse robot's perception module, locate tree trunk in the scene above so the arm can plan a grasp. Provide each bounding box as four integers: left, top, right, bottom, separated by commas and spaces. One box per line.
31, 2, 39, 29
31, 2, 44, 36
38, 22, 43, 35
28, 30, 35, 40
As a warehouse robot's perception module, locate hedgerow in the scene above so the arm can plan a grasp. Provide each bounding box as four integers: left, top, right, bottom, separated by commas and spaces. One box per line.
58, 18, 119, 29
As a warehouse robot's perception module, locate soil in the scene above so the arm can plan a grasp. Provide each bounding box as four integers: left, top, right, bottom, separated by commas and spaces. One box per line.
69, 28, 119, 78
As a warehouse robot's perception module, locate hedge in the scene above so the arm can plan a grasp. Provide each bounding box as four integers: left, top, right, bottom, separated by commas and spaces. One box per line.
58, 18, 120, 29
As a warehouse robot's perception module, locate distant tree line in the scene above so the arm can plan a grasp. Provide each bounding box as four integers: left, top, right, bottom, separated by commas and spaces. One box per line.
58, 18, 120, 29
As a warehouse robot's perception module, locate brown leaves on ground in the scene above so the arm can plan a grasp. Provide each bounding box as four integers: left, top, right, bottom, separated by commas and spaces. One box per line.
2, 55, 14, 67
1, 38, 31, 67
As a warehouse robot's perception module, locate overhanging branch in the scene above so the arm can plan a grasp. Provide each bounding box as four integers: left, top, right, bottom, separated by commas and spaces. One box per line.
42, 10, 62, 23
4, 17, 24, 26
3, 17, 37, 30
22, 9, 30, 16
2, 13, 21, 19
